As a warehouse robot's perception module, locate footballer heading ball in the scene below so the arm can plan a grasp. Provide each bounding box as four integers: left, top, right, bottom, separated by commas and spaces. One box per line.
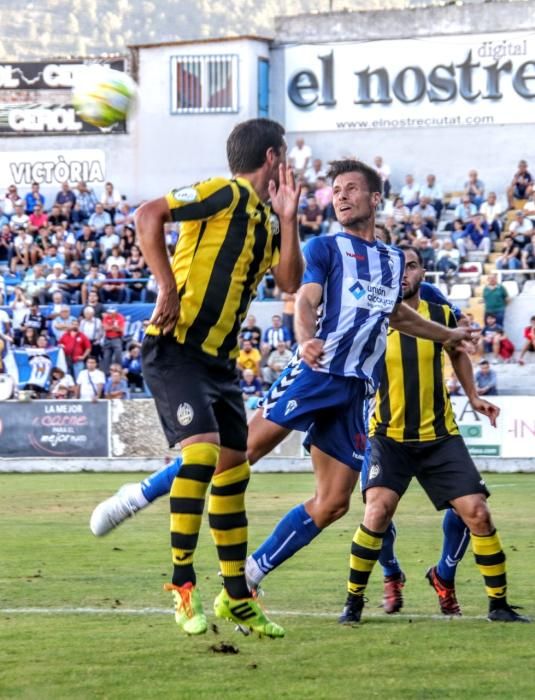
72, 65, 137, 128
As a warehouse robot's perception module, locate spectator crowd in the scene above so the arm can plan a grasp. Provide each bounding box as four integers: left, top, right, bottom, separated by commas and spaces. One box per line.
1, 142, 534, 400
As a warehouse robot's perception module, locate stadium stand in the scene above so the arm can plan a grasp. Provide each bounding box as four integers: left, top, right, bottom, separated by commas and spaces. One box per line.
1, 154, 535, 399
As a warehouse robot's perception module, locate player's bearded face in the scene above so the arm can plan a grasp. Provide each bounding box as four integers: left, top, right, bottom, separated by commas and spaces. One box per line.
402, 253, 425, 299
402, 277, 422, 299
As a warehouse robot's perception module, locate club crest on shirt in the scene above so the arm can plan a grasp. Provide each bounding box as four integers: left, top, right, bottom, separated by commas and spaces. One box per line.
270, 214, 280, 237
177, 402, 194, 426
171, 187, 198, 203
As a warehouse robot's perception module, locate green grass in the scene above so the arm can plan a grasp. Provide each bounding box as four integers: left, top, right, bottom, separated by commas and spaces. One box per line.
1, 472, 535, 699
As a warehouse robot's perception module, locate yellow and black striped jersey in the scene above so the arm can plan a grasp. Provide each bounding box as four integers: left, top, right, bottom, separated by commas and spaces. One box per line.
370, 299, 459, 442
146, 176, 280, 359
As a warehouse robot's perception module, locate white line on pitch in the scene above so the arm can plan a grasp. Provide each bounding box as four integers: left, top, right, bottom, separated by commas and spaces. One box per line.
487, 483, 521, 488
0, 607, 489, 621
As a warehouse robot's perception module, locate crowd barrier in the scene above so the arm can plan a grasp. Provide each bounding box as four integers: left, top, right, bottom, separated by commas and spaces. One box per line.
0, 396, 533, 472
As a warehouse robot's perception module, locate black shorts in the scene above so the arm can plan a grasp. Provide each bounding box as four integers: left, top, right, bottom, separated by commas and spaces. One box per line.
141, 334, 247, 451
364, 434, 490, 510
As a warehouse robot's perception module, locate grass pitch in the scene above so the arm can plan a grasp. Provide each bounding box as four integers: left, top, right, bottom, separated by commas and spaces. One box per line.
1, 471, 534, 699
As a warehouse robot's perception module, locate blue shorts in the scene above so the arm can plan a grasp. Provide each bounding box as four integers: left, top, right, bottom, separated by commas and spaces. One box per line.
262, 359, 369, 470
359, 440, 373, 488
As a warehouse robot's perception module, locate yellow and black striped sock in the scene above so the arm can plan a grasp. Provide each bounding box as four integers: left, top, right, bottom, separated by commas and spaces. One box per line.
347, 524, 385, 597
208, 461, 251, 599
170, 442, 219, 587
471, 529, 507, 607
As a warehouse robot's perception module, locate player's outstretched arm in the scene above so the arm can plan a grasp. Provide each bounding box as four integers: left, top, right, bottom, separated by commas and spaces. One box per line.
136, 198, 178, 334
447, 347, 500, 427
390, 303, 476, 348
269, 164, 303, 294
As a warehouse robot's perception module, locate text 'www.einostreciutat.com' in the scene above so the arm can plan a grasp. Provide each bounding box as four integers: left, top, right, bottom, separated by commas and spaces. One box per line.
335, 114, 496, 130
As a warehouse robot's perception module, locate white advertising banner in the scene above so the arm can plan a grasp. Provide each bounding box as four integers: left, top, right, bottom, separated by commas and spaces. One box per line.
0, 149, 106, 190
283, 30, 535, 131
450, 395, 535, 459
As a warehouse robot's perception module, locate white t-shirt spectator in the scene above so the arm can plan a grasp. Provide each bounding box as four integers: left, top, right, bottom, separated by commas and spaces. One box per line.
289, 143, 312, 171
50, 373, 75, 397
100, 189, 122, 207
46, 272, 67, 295
52, 229, 77, 247
14, 232, 33, 251
509, 218, 534, 236
105, 254, 126, 271
480, 199, 504, 223
10, 299, 29, 330
436, 245, 461, 266
99, 232, 121, 256
420, 182, 443, 201
77, 367, 106, 400
10, 213, 29, 230
376, 162, 391, 183
400, 183, 420, 205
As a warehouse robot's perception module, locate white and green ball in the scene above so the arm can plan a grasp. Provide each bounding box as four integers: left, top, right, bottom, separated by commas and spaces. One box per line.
72, 66, 136, 128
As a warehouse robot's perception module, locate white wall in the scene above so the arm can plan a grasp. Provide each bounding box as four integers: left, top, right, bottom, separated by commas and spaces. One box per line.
0, 131, 137, 206
134, 38, 270, 200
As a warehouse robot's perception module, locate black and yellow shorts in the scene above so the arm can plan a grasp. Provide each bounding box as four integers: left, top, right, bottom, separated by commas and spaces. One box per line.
142, 334, 247, 451
363, 434, 490, 510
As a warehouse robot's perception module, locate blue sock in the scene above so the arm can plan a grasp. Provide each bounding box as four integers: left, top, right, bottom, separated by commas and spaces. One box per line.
436, 508, 470, 583
140, 458, 182, 502
379, 521, 402, 577
251, 504, 321, 576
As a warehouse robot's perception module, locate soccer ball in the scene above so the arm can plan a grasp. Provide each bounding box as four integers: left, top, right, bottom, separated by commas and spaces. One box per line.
72, 65, 137, 128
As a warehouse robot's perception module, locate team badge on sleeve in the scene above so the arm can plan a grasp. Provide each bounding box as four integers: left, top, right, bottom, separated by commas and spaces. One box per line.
171, 187, 198, 203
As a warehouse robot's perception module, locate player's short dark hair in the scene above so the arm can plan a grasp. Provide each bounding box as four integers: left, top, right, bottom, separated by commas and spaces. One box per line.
227, 118, 285, 174
326, 159, 383, 195
398, 243, 423, 266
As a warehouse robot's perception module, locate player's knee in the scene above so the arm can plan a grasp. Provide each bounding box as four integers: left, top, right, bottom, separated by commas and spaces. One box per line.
363, 495, 393, 531
314, 494, 351, 527
464, 499, 492, 533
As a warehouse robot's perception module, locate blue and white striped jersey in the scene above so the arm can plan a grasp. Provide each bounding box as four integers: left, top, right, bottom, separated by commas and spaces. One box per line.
302, 233, 404, 388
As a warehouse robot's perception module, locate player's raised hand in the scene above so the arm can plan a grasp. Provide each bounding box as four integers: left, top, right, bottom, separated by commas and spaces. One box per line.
149, 286, 180, 335
470, 396, 500, 427
268, 164, 301, 222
